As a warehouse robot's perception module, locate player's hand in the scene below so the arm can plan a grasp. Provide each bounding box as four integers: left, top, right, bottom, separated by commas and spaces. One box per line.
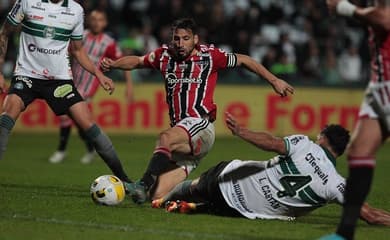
100, 57, 114, 72
360, 203, 390, 226
225, 112, 241, 136
271, 78, 294, 97
96, 72, 115, 94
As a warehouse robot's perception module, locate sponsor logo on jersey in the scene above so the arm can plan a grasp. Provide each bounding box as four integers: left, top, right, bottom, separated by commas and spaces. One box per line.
196, 52, 210, 57
28, 44, 61, 55
31, 4, 45, 11
232, 179, 254, 213
165, 73, 203, 89
10, 0, 24, 22
61, 8, 75, 16
305, 153, 329, 185
28, 15, 44, 20
336, 182, 345, 194
54, 84, 73, 98
10, 1, 21, 18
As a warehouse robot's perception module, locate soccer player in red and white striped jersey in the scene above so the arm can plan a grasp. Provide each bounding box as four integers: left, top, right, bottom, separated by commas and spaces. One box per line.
49, 9, 133, 164
101, 18, 294, 204
321, 1, 390, 240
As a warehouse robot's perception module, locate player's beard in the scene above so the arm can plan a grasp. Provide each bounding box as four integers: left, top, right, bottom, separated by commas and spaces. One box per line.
169, 44, 193, 61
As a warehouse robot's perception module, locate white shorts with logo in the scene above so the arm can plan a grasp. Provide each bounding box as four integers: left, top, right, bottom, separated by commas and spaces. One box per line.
359, 81, 390, 131
173, 117, 215, 175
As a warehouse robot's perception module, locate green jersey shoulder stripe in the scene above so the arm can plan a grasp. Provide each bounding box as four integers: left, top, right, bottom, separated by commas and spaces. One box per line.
286, 157, 299, 174
279, 156, 299, 174
279, 158, 290, 175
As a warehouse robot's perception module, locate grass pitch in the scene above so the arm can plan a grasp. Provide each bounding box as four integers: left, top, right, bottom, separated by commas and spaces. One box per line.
1, 133, 390, 240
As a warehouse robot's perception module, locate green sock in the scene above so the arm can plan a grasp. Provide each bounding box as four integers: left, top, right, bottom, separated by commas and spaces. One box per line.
85, 124, 131, 182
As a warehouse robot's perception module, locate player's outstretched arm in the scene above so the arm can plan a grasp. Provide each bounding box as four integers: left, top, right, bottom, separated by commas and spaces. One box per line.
235, 54, 294, 97
225, 112, 287, 155
327, 0, 390, 31
360, 203, 390, 226
70, 40, 115, 94
101, 55, 145, 72
0, 20, 17, 93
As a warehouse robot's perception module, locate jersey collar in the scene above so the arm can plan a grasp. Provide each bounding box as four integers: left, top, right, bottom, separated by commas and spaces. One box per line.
321, 147, 336, 167
42, 0, 69, 7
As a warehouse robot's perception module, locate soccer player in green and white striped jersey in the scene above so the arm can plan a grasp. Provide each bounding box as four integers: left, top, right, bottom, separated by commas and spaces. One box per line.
152, 113, 390, 226
0, 0, 132, 184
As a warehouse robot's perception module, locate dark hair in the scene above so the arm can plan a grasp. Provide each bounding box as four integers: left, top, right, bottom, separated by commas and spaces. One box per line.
171, 18, 198, 35
320, 124, 350, 156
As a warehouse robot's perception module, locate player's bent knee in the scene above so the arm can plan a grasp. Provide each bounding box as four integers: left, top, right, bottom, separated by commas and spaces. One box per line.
2, 95, 24, 119
158, 131, 175, 147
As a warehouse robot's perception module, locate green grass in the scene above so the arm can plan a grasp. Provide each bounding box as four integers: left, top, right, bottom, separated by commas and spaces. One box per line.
1, 133, 390, 240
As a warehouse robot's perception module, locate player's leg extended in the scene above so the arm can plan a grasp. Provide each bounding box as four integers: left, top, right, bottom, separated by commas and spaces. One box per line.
49, 115, 72, 163
336, 118, 382, 240
130, 118, 215, 204
136, 126, 191, 199
151, 167, 188, 200
0, 94, 24, 159
152, 178, 196, 207
68, 101, 131, 182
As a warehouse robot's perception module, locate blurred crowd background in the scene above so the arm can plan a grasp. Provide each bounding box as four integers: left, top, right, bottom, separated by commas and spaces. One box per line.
0, 0, 369, 87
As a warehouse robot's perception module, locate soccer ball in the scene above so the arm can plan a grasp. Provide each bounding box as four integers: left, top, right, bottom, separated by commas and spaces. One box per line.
90, 175, 126, 206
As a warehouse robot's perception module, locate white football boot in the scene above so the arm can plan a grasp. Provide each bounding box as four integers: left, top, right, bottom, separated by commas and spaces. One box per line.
80, 151, 96, 164
49, 151, 66, 163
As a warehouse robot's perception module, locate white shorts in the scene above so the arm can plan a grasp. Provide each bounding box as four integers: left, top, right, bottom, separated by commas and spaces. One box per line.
359, 82, 390, 131
173, 117, 215, 175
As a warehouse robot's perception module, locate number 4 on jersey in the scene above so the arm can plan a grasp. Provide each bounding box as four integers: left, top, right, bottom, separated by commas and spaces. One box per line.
277, 175, 312, 198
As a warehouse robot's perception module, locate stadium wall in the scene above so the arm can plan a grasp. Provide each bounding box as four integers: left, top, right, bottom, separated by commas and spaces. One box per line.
3, 83, 363, 136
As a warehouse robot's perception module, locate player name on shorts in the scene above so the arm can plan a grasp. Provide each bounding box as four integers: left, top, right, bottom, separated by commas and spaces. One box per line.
305, 153, 329, 185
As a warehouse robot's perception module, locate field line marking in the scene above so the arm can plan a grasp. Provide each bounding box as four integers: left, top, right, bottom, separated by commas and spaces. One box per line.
2, 213, 244, 240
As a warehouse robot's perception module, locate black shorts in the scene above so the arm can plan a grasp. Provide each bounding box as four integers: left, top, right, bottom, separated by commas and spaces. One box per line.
196, 161, 242, 217
8, 76, 84, 116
